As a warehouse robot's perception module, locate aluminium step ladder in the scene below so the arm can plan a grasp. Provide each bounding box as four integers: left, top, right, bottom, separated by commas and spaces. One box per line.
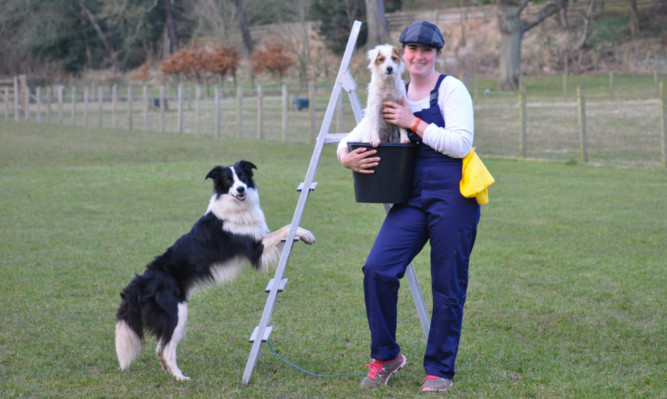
241, 20, 430, 385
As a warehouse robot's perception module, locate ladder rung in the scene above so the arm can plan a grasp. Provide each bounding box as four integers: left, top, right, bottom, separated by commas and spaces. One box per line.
297, 182, 318, 192
325, 133, 348, 144
249, 326, 273, 343
265, 278, 288, 293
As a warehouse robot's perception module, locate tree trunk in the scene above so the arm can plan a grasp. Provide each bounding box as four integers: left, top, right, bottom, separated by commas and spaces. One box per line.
628, 0, 639, 39
163, 0, 179, 53
496, 1, 523, 90
496, 0, 568, 90
234, 0, 255, 55
365, 0, 389, 47
498, 24, 522, 90
78, 0, 119, 70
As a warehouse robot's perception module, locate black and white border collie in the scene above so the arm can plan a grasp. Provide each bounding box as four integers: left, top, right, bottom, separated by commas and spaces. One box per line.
114, 160, 315, 380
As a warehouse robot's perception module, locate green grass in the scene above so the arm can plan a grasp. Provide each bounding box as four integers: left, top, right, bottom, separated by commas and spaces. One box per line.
0, 122, 665, 398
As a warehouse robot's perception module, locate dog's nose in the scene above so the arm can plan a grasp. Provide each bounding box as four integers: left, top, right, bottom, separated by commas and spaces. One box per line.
386, 66, 393, 74
237, 186, 245, 194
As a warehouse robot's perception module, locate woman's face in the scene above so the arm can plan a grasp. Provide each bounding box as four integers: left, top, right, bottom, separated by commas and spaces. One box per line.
403, 44, 440, 77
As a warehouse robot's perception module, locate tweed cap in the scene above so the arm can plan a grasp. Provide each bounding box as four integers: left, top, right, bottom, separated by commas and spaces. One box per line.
399, 21, 444, 49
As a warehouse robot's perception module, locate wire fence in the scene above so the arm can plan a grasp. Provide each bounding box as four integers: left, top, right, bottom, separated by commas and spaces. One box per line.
1, 76, 665, 168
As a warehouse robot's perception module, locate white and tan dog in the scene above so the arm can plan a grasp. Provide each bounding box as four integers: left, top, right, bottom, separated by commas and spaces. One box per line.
360, 44, 410, 147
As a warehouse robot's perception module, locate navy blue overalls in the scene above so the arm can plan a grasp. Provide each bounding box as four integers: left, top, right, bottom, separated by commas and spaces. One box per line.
362, 74, 480, 379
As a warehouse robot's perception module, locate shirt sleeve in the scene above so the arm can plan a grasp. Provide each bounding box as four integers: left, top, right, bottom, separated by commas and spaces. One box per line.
420, 76, 474, 159
337, 117, 369, 155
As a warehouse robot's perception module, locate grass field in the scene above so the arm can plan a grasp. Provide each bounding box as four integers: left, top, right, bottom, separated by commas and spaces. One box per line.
0, 121, 664, 398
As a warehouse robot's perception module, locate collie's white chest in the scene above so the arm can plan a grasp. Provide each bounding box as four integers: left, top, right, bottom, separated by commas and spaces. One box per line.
205, 189, 269, 241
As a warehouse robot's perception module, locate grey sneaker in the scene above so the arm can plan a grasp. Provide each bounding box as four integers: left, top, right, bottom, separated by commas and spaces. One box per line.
421, 375, 453, 392
360, 354, 407, 389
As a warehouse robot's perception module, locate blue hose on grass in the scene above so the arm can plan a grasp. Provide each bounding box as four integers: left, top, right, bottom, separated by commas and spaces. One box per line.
266, 339, 367, 378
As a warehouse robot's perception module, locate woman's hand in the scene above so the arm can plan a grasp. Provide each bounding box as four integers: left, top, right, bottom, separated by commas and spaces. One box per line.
338, 147, 380, 174
382, 97, 420, 134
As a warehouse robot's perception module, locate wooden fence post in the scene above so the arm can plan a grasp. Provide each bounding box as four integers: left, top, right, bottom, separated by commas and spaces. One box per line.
473, 56, 479, 104
577, 86, 588, 163
309, 82, 316, 144
36, 87, 42, 123
58, 86, 63, 124
84, 87, 89, 127
196, 85, 201, 137
24, 86, 29, 122
98, 87, 103, 128
112, 84, 118, 129
178, 84, 184, 134
660, 82, 665, 169
4, 87, 9, 121
125, 85, 131, 130
143, 86, 149, 131
654, 56, 659, 96
237, 86, 243, 139
19, 75, 26, 119
47, 86, 52, 124
14, 76, 19, 122
562, 54, 568, 98
160, 85, 165, 133
257, 85, 264, 140
215, 86, 221, 138
71, 87, 77, 126
609, 71, 614, 100
282, 84, 288, 142
128, 85, 133, 131
519, 82, 527, 158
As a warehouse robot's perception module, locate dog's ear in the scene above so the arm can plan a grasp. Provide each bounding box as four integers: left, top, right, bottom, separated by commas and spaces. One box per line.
205, 166, 223, 181
239, 160, 257, 177
367, 47, 379, 69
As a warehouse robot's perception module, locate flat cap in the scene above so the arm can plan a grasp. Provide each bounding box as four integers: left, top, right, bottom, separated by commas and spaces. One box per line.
399, 21, 444, 49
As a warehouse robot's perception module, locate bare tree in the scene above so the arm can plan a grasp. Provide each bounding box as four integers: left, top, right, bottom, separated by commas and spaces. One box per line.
628, 0, 639, 39
190, 0, 240, 43
234, 0, 255, 55
496, 0, 569, 90
276, 0, 314, 88
77, 0, 119, 70
164, 0, 180, 53
365, 0, 389, 47
573, 0, 605, 50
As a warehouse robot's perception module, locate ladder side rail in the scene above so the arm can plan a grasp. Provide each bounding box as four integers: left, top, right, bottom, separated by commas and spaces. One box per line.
340, 71, 365, 123
242, 21, 363, 385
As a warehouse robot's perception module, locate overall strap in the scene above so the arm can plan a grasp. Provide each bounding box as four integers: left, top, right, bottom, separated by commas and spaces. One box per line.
429, 74, 447, 107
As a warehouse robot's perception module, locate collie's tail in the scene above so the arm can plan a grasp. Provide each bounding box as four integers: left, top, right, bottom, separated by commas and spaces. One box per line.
115, 282, 143, 370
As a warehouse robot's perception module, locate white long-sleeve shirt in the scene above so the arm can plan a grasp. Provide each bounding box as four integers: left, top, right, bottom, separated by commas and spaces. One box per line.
338, 75, 474, 159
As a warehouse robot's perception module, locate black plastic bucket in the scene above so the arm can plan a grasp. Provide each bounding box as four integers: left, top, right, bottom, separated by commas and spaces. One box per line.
349, 142, 417, 204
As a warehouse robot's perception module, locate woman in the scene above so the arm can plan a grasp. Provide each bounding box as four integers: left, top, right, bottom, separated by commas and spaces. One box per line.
337, 21, 480, 392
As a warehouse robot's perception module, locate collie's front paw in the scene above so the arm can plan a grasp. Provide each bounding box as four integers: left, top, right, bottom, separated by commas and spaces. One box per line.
296, 228, 316, 245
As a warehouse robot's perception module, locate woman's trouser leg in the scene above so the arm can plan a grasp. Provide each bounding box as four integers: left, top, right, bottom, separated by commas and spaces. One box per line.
423, 196, 480, 379
363, 205, 429, 361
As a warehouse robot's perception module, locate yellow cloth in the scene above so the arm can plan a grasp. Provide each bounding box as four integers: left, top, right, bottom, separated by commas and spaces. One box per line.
460, 148, 495, 205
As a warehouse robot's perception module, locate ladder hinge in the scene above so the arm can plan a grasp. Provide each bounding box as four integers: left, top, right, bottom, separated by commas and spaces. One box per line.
265, 278, 288, 293
249, 326, 273, 343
